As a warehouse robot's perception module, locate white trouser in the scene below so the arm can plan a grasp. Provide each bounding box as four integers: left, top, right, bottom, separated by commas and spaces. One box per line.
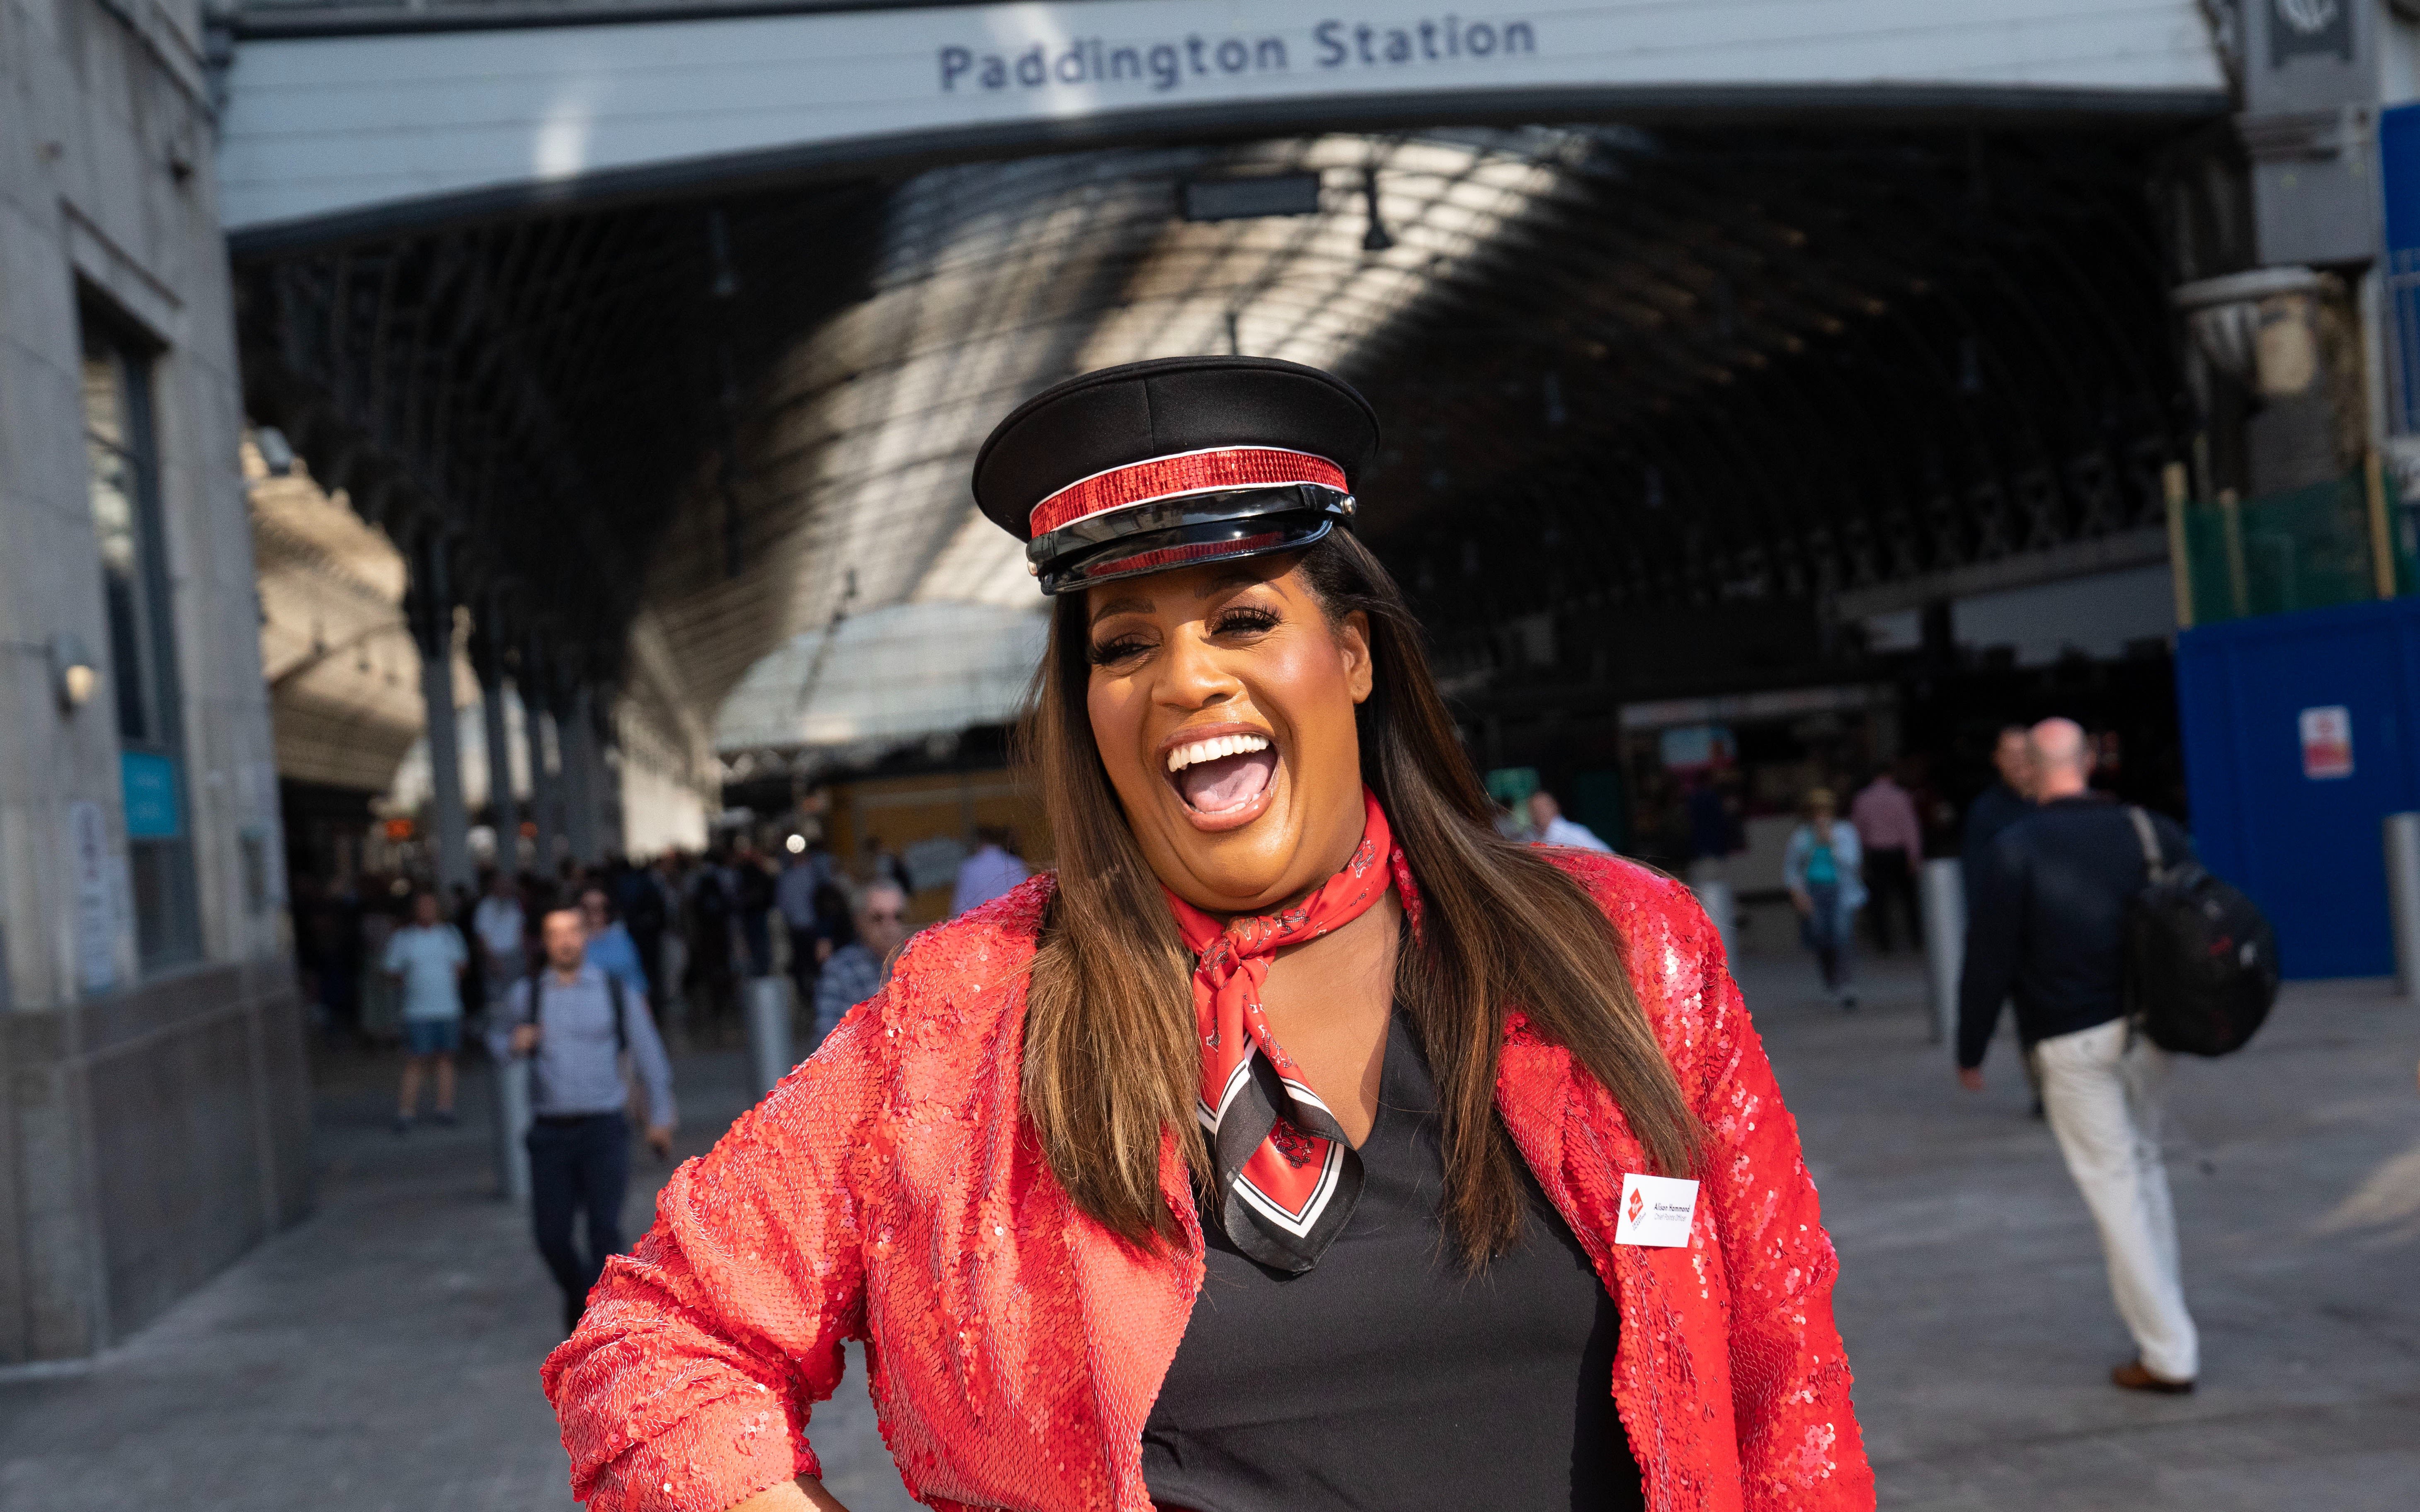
2034, 1018, 2198, 1381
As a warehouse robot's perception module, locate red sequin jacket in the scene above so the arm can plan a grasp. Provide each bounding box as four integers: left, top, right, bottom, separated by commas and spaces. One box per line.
544, 851, 1873, 1512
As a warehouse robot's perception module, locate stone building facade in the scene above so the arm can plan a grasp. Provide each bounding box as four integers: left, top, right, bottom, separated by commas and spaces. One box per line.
0, 0, 308, 1363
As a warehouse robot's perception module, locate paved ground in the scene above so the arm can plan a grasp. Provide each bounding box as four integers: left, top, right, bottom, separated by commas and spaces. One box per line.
2, 954, 2413, 1510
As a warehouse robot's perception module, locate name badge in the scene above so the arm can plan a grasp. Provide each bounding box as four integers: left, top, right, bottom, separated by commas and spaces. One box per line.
1614, 1174, 1700, 1248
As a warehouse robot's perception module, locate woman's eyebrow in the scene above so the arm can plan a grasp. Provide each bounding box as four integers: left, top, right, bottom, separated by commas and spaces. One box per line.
1087, 594, 1151, 625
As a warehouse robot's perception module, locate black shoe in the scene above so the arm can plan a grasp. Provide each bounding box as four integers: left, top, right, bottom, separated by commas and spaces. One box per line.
392, 1115, 413, 1136
432, 1109, 459, 1127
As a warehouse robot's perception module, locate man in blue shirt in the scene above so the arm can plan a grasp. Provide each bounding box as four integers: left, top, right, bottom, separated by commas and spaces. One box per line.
500, 905, 678, 1332
381, 889, 466, 1131
579, 884, 650, 997
812, 880, 912, 1050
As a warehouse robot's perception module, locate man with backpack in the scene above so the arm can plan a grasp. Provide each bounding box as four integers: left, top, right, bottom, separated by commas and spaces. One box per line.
497, 904, 678, 1333
1956, 717, 2199, 1395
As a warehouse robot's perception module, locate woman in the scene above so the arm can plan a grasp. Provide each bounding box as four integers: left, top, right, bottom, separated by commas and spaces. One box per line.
1784, 788, 1865, 1011
546, 358, 1870, 1512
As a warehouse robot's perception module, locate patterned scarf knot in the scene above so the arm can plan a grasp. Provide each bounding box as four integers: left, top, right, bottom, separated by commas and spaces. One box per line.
1162, 788, 1411, 1272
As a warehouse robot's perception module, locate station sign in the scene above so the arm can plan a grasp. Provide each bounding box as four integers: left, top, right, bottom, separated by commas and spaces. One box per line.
219, 0, 2229, 240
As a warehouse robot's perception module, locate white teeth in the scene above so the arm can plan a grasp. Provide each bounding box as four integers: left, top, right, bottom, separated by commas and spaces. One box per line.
1165, 732, 1271, 773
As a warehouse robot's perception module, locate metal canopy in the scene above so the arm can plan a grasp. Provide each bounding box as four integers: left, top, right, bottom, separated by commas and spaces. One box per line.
234, 115, 2209, 758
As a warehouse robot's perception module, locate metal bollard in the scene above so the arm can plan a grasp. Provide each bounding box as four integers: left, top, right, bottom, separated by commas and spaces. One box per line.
492, 1053, 531, 1202
743, 975, 796, 1100
2386, 814, 2420, 1000
1690, 877, 1739, 971
1918, 858, 1966, 1046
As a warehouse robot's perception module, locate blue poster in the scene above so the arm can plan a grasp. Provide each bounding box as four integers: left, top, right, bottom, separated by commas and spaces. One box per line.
121, 751, 182, 839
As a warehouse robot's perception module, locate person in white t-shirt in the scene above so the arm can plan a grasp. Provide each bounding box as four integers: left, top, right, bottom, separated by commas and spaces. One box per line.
382, 889, 468, 1132
472, 871, 526, 1017
1527, 790, 1613, 853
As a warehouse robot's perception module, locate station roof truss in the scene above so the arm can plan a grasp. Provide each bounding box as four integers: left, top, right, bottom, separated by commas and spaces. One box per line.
233, 114, 2204, 748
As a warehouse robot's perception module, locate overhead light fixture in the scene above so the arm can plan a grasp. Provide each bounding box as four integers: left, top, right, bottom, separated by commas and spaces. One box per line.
1181, 172, 1322, 223
1360, 167, 1394, 254
49, 632, 95, 712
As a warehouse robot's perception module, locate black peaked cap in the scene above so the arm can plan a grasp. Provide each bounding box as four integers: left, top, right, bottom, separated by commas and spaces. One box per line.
973, 356, 1380, 540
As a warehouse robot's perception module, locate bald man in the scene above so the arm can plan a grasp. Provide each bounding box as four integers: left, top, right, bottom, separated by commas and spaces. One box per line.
1957, 717, 2199, 1394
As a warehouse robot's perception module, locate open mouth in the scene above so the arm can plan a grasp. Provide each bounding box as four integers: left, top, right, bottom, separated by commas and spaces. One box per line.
1165, 729, 1279, 819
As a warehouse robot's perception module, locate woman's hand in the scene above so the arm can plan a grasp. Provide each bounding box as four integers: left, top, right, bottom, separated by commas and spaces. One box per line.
727, 1476, 850, 1511
1789, 887, 1813, 917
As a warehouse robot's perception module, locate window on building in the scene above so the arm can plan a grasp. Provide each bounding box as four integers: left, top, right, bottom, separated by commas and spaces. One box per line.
82, 315, 199, 973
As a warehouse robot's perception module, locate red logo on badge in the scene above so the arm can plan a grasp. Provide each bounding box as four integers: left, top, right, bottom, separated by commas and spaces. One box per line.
1626, 1188, 1645, 1224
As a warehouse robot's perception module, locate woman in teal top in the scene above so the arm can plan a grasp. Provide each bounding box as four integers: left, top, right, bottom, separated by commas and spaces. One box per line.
1784, 787, 1866, 1010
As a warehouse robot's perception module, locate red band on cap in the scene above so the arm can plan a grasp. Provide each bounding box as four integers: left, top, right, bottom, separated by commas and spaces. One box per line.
1088, 531, 1290, 582
1029, 447, 1346, 538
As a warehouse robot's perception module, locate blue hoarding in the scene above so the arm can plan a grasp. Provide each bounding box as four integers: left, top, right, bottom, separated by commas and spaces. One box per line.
2175, 596, 2420, 978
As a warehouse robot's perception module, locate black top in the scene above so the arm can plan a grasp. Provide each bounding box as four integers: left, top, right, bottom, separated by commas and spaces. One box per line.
1141, 1016, 1645, 1512
1956, 793, 2196, 1068
1958, 781, 2033, 891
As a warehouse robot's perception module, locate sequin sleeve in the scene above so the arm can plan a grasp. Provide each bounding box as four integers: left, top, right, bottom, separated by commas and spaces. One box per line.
541, 1001, 886, 1512
1685, 895, 1876, 1510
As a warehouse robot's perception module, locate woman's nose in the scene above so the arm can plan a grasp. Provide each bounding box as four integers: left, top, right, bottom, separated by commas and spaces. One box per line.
1158, 628, 1239, 708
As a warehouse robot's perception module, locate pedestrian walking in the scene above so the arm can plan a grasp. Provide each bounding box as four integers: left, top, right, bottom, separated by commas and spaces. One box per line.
683, 849, 735, 1031
1527, 788, 1613, 851
730, 840, 776, 979
858, 834, 908, 892
1957, 717, 2199, 1394
1961, 724, 2037, 889
580, 885, 650, 997
497, 905, 677, 1334
613, 858, 670, 1005
1785, 788, 1865, 1010
775, 843, 822, 1003
380, 889, 467, 1130
548, 356, 1869, 1512
471, 870, 526, 1023
949, 825, 1030, 916
810, 880, 910, 1048
1848, 766, 1921, 953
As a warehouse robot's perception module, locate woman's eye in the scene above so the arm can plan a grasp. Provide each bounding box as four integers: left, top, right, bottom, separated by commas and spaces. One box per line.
1087, 635, 1151, 666
1212, 607, 1280, 636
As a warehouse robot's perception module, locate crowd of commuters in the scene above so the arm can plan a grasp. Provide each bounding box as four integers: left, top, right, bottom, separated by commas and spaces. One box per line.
293, 824, 1038, 1337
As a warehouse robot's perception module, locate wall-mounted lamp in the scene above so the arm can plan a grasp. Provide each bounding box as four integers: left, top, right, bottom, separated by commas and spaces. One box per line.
254, 426, 297, 477
49, 633, 96, 712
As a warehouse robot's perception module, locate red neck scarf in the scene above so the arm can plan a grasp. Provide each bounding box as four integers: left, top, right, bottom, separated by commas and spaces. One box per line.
1163, 790, 1412, 1272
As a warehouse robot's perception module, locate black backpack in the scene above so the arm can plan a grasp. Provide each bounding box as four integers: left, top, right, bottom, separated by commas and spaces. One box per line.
2123, 808, 2279, 1056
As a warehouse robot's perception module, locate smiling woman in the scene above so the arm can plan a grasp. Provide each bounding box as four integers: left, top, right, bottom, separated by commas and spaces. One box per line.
543, 359, 1874, 1512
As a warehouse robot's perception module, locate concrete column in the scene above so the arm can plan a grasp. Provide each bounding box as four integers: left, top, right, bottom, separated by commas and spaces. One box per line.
564, 684, 602, 867
1688, 876, 1738, 970
2386, 814, 2420, 1001
478, 670, 518, 872
743, 975, 796, 1098
413, 535, 473, 894
522, 636, 559, 878
1919, 858, 1966, 1047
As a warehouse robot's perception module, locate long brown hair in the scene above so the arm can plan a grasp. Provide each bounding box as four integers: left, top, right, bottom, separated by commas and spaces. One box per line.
1016, 531, 1702, 1266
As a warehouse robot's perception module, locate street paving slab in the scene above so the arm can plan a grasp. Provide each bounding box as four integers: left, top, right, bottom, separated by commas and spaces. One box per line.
1, 955, 2413, 1510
